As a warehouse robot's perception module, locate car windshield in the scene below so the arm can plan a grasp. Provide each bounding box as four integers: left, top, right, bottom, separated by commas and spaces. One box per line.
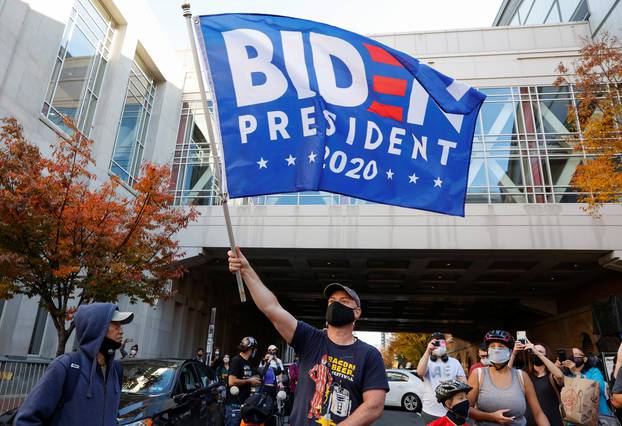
122, 361, 179, 395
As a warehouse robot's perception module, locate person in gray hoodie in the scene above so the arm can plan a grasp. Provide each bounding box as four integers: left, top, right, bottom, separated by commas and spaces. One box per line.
14, 303, 133, 426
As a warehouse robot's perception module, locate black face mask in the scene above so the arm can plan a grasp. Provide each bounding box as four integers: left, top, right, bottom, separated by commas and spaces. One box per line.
100, 337, 121, 357
430, 354, 449, 363
326, 301, 356, 326
531, 355, 545, 366
573, 356, 585, 368
446, 400, 470, 425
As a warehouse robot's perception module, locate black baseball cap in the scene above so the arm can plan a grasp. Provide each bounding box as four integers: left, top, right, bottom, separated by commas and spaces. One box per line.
323, 283, 361, 307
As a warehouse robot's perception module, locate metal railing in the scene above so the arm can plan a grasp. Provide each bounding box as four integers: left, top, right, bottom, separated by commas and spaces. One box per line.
0, 356, 51, 414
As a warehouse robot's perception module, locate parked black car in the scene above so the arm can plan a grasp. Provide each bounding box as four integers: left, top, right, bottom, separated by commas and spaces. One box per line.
118, 358, 220, 426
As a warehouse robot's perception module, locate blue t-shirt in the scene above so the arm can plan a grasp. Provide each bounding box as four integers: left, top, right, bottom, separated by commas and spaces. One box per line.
289, 321, 389, 425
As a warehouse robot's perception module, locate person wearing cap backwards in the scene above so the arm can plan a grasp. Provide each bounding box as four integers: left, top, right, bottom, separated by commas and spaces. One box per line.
14, 303, 133, 426
228, 248, 389, 425
416, 332, 467, 424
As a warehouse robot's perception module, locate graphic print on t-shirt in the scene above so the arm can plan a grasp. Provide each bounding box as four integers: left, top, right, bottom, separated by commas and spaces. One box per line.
307, 354, 358, 425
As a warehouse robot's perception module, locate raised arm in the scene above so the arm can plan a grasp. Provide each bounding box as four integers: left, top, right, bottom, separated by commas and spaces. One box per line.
525, 342, 564, 385
416, 340, 435, 378
228, 247, 297, 343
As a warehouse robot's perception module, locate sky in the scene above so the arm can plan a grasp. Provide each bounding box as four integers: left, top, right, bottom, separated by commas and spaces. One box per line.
150, 0, 505, 50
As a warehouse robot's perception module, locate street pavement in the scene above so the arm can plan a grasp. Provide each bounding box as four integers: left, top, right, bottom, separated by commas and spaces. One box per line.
374, 408, 424, 425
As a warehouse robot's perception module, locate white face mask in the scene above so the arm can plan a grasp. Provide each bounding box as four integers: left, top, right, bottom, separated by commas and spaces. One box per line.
129, 350, 137, 356
432, 347, 447, 357
481, 357, 491, 366
488, 347, 511, 364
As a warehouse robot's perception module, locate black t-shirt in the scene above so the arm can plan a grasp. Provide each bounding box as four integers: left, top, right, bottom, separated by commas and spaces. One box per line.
225, 354, 254, 405
524, 373, 563, 426
289, 321, 389, 425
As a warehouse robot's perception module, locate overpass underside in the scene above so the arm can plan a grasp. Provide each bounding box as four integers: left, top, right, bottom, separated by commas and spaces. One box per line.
194, 247, 618, 342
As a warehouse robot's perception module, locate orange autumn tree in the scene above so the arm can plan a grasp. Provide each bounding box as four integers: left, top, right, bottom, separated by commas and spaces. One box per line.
0, 118, 198, 356
381, 333, 429, 368
555, 33, 622, 215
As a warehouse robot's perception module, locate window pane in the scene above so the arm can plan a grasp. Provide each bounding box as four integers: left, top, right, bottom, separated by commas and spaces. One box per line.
28, 304, 48, 355
538, 98, 576, 134
110, 58, 156, 185
559, 0, 581, 20
525, 0, 554, 24
42, 0, 113, 136
480, 101, 519, 135
49, 27, 96, 129
519, 0, 535, 23
545, 4, 561, 23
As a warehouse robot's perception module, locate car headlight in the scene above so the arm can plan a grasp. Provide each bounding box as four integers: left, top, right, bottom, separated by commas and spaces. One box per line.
125, 419, 153, 426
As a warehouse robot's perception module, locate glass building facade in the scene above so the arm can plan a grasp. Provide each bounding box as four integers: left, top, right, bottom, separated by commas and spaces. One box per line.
171, 85, 587, 206
502, 0, 589, 26
171, 100, 220, 206
41, 0, 114, 136
110, 57, 156, 186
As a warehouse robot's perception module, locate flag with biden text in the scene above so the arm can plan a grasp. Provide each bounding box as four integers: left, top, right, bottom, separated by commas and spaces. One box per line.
196, 14, 485, 216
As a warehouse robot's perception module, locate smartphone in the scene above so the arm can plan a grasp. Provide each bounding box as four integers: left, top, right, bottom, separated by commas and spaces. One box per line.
517, 331, 526, 344
433, 340, 440, 347
556, 348, 567, 362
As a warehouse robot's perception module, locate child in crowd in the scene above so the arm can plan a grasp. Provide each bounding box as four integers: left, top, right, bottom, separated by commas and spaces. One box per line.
428, 380, 473, 426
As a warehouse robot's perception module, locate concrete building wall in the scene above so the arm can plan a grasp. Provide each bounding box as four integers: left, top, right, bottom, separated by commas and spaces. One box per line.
176, 204, 622, 253
0, 0, 188, 358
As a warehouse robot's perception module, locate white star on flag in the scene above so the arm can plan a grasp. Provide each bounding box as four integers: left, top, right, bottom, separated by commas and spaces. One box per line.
386, 169, 394, 180
408, 173, 419, 184
285, 154, 296, 166
308, 151, 317, 163
257, 157, 268, 169
434, 177, 443, 187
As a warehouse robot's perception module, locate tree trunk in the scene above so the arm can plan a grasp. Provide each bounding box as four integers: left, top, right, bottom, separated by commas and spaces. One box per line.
55, 326, 71, 357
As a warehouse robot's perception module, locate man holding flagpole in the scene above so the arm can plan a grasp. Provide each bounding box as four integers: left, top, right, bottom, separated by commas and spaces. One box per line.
228, 248, 389, 425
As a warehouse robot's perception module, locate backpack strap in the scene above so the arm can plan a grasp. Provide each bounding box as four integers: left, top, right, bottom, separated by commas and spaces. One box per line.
515, 368, 525, 394
56, 351, 83, 408
114, 360, 123, 391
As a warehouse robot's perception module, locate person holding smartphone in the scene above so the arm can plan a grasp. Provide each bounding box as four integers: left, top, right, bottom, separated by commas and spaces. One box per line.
467, 330, 550, 426
511, 338, 564, 426
416, 332, 467, 424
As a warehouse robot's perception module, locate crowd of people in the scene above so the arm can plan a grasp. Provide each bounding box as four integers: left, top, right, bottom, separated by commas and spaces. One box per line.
7, 247, 622, 426
418, 330, 622, 426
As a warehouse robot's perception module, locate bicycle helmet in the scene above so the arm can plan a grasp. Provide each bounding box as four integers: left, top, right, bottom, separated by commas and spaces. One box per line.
435, 380, 473, 403
484, 330, 514, 348
238, 336, 258, 352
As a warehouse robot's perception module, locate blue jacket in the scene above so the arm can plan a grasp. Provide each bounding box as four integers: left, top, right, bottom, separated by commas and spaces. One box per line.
15, 303, 123, 426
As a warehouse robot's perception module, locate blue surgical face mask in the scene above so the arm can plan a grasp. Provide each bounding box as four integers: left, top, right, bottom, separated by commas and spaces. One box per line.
488, 347, 511, 365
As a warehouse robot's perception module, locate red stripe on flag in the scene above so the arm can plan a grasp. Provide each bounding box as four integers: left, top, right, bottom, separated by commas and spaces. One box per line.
373, 76, 407, 96
368, 101, 403, 122
363, 43, 402, 66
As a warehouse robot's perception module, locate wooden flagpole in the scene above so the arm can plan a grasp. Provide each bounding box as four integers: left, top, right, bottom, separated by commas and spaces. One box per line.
182, 2, 246, 302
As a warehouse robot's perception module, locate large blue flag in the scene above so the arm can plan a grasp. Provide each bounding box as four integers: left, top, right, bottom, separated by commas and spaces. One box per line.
196, 14, 485, 216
